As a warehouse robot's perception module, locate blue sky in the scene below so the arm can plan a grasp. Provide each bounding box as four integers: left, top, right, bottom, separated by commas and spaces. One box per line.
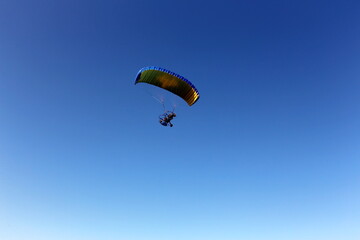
1, 0, 359, 239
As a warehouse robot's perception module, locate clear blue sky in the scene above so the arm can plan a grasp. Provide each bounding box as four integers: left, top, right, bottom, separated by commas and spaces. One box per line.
1, 0, 359, 239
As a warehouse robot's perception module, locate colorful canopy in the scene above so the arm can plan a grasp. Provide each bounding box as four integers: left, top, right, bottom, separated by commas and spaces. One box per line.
135, 66, 200, 106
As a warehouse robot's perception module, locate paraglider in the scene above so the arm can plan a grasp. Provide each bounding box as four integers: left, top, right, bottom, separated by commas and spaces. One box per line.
135, 66, 200, 127
159, 111, 176, 127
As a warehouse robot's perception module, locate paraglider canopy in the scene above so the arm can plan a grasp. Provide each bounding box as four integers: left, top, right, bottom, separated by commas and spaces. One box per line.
135, 66, 200, 106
